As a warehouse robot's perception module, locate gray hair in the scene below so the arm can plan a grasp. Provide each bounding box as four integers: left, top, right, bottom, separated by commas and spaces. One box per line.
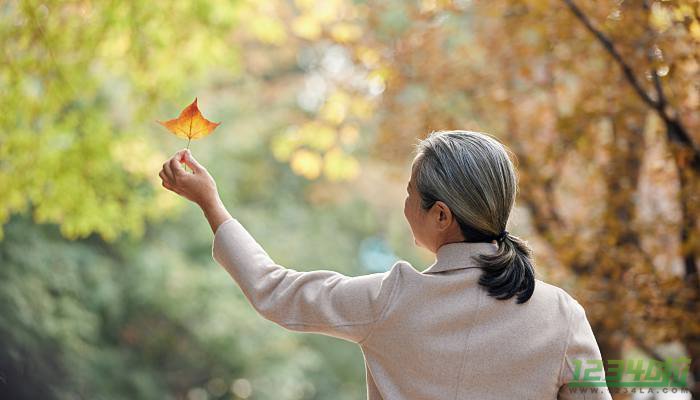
412, 130, 535, 303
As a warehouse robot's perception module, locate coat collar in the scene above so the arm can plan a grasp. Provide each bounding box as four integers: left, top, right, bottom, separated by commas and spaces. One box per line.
422, 241, 499, 274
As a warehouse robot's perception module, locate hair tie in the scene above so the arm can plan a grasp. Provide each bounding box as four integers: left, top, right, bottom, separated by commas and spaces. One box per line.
495, 230, 509, 242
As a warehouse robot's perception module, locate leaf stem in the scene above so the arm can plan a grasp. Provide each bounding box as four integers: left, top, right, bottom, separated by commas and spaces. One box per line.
183, 137, 192, 173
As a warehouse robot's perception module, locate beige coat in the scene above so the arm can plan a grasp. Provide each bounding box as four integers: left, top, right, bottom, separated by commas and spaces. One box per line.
212, 217, 611, 400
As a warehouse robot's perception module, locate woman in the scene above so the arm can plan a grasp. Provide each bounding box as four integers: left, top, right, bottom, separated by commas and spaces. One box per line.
159, 130, 610, 400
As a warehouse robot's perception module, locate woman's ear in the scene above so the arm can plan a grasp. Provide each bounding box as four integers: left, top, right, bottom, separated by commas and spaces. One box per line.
432, 200, 454, 231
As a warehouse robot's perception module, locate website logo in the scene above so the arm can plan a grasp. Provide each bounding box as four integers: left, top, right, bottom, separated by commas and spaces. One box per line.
570, 357, 690, 388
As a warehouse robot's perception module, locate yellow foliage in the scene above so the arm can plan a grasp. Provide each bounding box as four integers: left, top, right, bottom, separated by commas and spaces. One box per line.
309, 0, 343, 24
323, 147, 360, 181
330, 22, 363, 43
319, 92, 350, 125
299, 122, 336, 151
690, 20, 700, 41
291, 14, 322, 40
673, 3, 695, 21
650, 2, 673, 32
272, 122, 337, 167
249, 14, 287, 45
356, 46, 381, 68
271, 128, 302, 162
111, 138, 166, 183
368, 68, 391, 84
290, 149, 323, 179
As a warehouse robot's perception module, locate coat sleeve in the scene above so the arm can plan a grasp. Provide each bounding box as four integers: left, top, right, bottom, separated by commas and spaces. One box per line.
557, 298, 612, 400
211, 217, 403, 344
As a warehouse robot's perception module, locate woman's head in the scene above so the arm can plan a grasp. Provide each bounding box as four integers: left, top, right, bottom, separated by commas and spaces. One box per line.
403, 130, 535, 303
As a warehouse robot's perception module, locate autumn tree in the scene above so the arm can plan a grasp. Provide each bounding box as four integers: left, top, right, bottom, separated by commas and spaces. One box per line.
304, 0, 700, 396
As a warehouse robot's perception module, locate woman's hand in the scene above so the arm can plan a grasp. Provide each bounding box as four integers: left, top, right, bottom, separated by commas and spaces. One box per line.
159, 149, 219, 207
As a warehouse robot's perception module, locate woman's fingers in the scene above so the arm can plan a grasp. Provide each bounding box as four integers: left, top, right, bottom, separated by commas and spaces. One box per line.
170, 153, 187, 177
162, 161, 174, 182
159, 169, 175, 190
181, 149, 204, 173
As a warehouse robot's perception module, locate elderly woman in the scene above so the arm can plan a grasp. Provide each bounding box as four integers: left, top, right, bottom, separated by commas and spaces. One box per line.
159, 130, 610, 400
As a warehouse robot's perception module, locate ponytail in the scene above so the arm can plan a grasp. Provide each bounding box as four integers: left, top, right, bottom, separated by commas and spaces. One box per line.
473, 232, 535, 304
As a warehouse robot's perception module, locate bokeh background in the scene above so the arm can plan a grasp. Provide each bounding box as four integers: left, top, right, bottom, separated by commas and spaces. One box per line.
1, 0, 699, 399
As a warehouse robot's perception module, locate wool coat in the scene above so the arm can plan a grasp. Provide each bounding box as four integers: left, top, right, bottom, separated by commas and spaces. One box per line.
212, 217, 611, 400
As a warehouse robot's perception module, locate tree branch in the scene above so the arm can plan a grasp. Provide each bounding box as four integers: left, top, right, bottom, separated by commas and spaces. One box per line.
561, 0, 700, 170
560, 0, 658, 109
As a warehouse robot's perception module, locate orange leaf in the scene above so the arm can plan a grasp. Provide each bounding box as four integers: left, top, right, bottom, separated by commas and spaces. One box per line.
157, 98, 221, 141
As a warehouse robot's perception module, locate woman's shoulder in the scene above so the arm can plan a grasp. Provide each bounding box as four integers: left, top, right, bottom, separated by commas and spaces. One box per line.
532, 279, 589, 318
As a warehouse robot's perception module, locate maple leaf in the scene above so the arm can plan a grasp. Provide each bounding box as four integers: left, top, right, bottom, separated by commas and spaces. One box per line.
157, 97, 221, 148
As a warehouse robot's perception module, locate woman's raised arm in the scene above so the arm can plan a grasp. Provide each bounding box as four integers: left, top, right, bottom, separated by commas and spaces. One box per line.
211, 217, 405, 343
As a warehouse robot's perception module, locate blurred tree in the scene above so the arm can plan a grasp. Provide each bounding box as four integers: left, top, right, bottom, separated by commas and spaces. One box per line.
0, 187, 379, 399
0, 0, 243, 241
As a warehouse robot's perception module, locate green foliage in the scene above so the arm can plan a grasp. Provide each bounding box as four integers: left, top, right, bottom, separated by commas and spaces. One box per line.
0, 0, 242, 241
0, 197, 383, 398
